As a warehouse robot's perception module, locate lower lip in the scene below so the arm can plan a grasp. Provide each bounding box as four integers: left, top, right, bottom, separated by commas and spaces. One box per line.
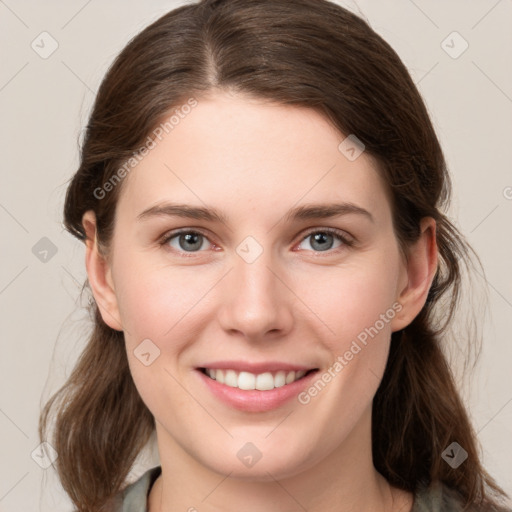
196, 369, 319, 412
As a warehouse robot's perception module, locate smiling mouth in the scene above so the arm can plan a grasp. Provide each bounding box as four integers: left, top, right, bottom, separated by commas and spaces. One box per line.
198, 367, 318, 391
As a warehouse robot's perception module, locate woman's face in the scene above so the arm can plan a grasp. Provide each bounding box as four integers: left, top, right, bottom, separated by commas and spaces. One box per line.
87, 90, 431, 480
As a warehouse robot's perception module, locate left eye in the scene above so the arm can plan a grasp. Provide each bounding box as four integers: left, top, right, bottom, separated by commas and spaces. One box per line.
297, 228, 352, 252
160, 228, 352, 255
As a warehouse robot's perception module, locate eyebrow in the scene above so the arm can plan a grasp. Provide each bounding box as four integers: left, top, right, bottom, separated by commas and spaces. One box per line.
137, 201, 374, 224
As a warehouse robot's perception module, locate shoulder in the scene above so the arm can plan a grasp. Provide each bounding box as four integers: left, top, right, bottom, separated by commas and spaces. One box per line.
110, 466, 162, 512
412, 480, 512, 512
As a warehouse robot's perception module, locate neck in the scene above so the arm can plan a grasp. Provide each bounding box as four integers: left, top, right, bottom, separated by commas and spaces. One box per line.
148, 407, 412, 512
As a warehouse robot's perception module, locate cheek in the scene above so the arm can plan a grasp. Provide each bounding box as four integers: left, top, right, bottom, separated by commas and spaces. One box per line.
302, 256, 400, 350
113, 259, 210, 419
110, 255, 220, 404
294, 258, 401, 425
113, 254, 211, 345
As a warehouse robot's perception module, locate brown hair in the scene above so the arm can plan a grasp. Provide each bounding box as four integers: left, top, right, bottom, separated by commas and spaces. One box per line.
39, 0, 510, 510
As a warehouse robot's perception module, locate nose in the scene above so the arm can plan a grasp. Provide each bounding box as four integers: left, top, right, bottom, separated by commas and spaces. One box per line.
217, 245, 294, 342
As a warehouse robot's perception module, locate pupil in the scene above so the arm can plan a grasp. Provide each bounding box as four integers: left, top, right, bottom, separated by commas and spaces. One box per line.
180, 233, 202, 251
312, 232, 333, 251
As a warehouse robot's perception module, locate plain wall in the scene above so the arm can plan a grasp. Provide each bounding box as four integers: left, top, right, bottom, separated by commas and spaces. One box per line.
0, 1, 511, 510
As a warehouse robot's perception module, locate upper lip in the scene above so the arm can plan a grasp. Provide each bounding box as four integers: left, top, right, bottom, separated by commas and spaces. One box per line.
197, 361, 318, 374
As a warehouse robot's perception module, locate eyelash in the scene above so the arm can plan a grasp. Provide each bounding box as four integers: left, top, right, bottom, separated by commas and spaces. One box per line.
158, 227, 354, 257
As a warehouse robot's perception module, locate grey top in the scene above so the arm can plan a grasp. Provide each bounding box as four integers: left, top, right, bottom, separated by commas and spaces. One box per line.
112, 466, 510, 512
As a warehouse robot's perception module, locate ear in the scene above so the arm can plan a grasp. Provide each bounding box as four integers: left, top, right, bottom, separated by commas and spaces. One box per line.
391, 217, 438, 332
82, 210, 123, 331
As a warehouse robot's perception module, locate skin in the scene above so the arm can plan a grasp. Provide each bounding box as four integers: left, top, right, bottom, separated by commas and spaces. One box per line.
83, 90, 437, 512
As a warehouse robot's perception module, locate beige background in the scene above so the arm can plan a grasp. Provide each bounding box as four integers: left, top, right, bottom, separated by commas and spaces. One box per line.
0, 1, 511, 510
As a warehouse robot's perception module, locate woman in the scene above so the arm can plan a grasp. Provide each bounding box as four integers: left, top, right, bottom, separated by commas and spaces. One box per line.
39, 0, 511, 511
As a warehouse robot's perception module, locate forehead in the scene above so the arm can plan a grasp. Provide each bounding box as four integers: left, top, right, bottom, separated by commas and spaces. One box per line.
116, 91, 392, 227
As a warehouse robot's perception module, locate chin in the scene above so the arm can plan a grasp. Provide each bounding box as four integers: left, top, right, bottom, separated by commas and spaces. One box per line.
199, 444, 314, 482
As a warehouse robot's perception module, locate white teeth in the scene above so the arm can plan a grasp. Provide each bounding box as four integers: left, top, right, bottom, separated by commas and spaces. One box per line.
215, 369, 225, 384
238, 371, 256, 390
274, 370, 286, 388
204, 368, 311, 390
255, 372, 274, 391
224, 369, 238, 387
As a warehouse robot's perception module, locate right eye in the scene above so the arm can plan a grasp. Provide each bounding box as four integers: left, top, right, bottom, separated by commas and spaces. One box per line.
159, 229, 214, 255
